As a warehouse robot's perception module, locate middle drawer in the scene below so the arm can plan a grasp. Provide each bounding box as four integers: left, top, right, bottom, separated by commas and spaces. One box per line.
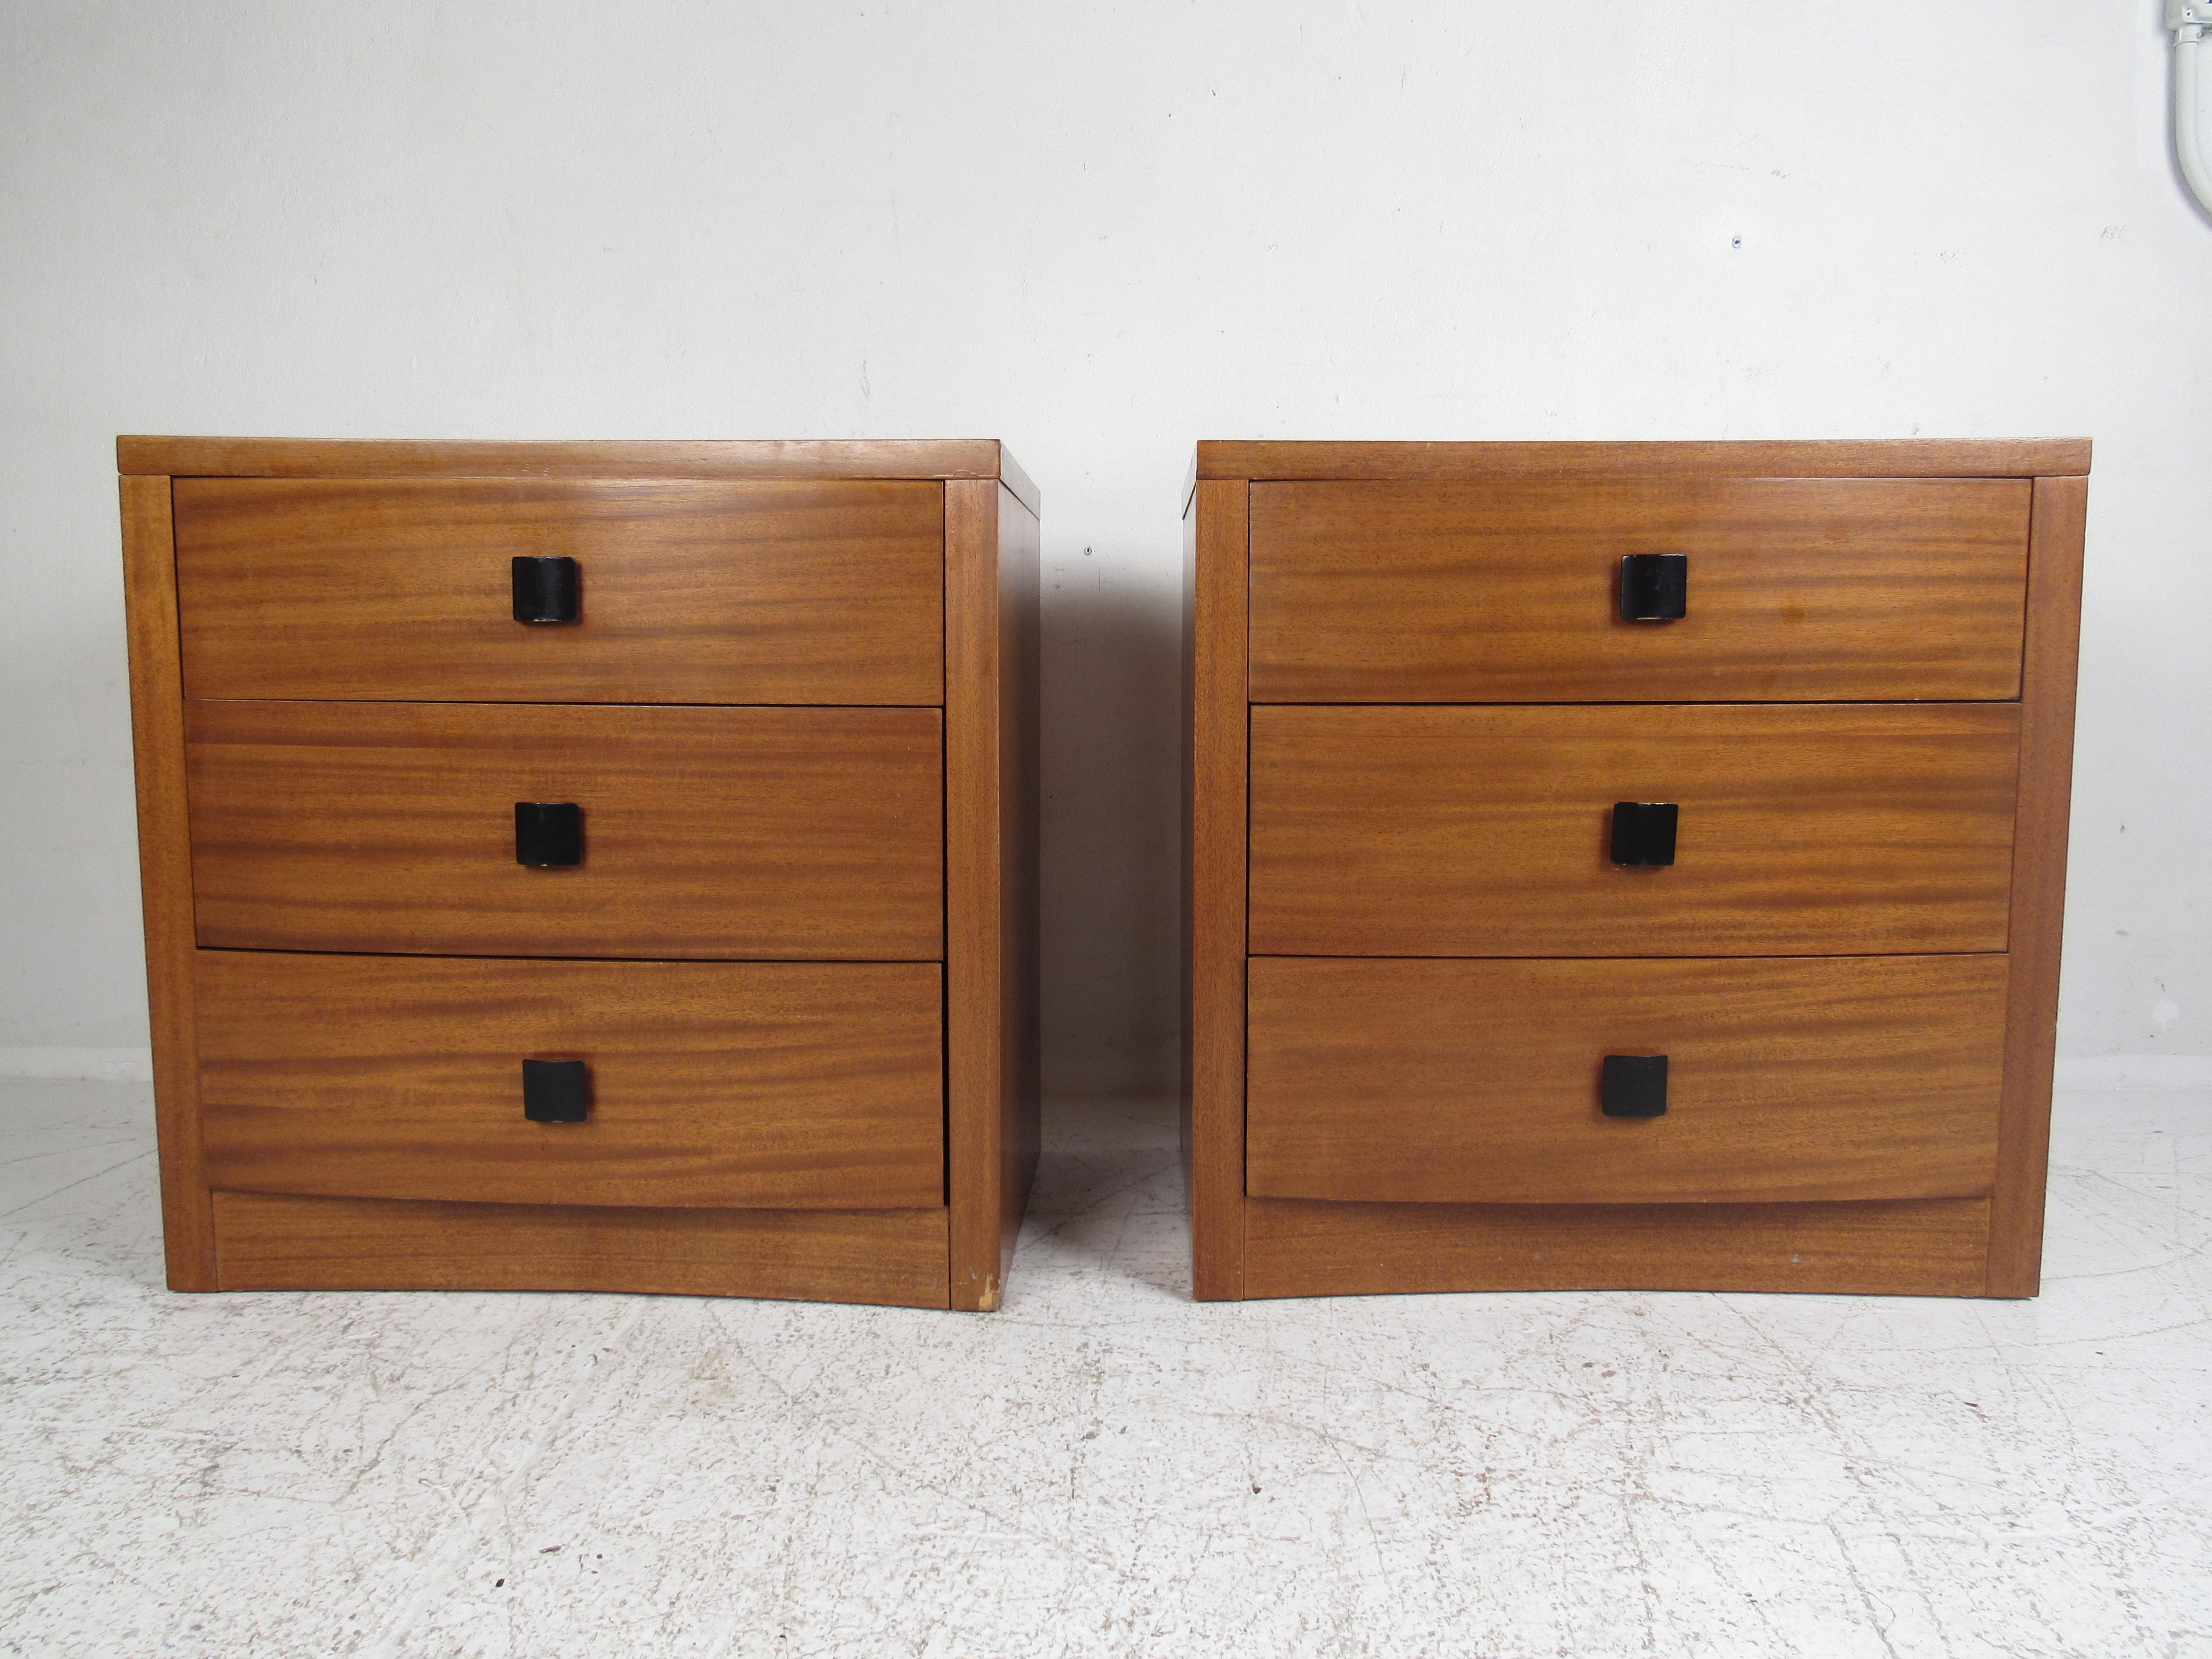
1250, 703, 2020, 958
187, 700, 943, 960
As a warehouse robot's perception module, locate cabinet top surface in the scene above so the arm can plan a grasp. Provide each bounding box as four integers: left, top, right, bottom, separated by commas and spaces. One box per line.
1189, 438, 2091, 494
118, 436, 1038, 516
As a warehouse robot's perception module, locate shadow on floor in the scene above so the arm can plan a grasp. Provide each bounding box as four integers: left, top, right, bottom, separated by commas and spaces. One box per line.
1017, 1095, 1188, 1299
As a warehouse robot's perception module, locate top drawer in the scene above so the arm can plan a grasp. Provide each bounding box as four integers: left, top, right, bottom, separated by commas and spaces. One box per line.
174, 478, 945, 705
1247, 477, 2031, 703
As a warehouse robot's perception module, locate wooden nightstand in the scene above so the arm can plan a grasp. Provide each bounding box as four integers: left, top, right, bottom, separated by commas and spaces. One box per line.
1184, 440, 2088, 1300
121, 438, 1038, 1310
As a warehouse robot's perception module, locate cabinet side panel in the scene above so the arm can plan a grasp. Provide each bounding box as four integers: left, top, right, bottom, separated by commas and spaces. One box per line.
120, 475, 216, 1289
945, 479, 1017, 1309
997, 484, 1041, 1284
1187, 481, 1250, 1299
1181, 503, 1196, 1227
1988, 473, 2088, 1296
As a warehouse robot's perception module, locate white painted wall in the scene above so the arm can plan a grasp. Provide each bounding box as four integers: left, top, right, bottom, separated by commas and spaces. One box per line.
3, 1, 2208, 1093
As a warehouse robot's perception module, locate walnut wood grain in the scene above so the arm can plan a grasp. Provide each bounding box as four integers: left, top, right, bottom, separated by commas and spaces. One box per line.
212, 1192, 951, 1307
125, 436, 1043, 1311
1248, 955, 2008, 1205
196, 953, 944, 1210
1241, 1196, 1992, 1298
1183, 481, 1250, 1301
1200, 438, 2089, 483
1987, 475, 2089, 1296
1249, 478, 2031, 702
945, 481, 1042, 1310
173, 478, 945, 705
120, 477, 217, 1290
1250, 703, 2021, 959
1188, 440, 2086, 1303
186, 700, 941, 960
123, 436, 1038, 518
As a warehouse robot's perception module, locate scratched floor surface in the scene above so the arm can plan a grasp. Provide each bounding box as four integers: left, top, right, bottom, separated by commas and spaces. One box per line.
1, 1079, 2207, 1658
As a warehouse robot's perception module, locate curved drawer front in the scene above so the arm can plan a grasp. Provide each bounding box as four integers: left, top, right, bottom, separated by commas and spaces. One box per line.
187, 700, 942, 960
1248, 477, 2030, 703
195, 953, 946, 1211
1249, 703, 2020, 958
1248, 955, 2008, 1205
174, 478, 944, 705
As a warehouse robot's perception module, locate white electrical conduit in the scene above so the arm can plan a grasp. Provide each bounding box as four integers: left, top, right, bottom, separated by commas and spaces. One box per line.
2175, 2, 2212, 214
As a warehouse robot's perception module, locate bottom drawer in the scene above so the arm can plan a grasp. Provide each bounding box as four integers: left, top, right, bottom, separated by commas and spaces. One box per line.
1247, 955, 2008, 1205
196, 952, 944, 1210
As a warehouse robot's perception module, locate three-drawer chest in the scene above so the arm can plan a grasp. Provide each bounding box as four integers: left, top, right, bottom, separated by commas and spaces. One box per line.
120, 438, 1038, 1310
1184, 440, 2088, 1300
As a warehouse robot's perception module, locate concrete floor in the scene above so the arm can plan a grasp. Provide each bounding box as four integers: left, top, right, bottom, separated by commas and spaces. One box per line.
1, 1081, 2207, 1659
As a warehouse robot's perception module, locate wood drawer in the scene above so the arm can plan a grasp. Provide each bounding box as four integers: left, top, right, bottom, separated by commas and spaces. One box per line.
195, 952, 945, 1211
1249, 703, 2020, 957
187, 700, 942, 960
173, 478, 944, 705
1248, 955, 2008, 1205
1248, 478, 2031, 703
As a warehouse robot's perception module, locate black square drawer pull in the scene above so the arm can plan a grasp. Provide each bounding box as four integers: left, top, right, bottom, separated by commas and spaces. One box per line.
1620, 553, 1687, 621
512, 555, 581, 624
1601, 1054, 1668, 1118
1610, 801, 1679, 867
522, 1058, 591, 1123
515, 802, 584, 867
